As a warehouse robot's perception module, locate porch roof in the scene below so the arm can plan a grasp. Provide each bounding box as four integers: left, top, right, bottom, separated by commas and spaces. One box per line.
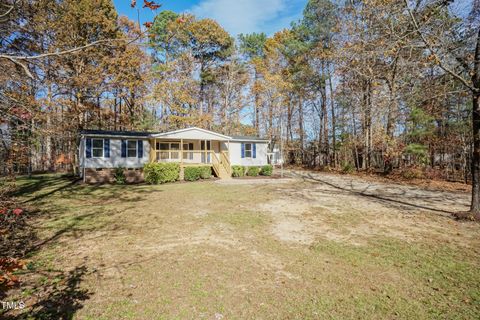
150, 127, 232, 141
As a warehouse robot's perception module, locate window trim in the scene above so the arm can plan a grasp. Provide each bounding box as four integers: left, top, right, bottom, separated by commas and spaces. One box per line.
127, 140, 138, 158
244, 143, 252, 158
91, 139, 104, 158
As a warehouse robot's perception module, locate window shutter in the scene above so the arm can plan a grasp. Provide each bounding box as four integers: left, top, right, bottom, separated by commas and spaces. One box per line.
138, 140, 143, 158
253, 143, 257, 158
121, 140, 127, 158
104, 139, 110, 158
86, 138, 92, 158
241, 143, 245, 158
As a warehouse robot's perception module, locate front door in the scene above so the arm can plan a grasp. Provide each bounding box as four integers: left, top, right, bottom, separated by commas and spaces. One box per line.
201, 140, 211, 163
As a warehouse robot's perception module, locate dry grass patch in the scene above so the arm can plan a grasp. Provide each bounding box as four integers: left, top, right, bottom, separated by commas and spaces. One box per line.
2, 173, 479, 319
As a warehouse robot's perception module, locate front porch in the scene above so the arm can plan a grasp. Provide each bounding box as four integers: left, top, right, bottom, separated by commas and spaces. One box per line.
148, 138, 231, 179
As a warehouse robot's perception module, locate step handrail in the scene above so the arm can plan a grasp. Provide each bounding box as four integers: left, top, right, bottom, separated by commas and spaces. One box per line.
220, 151, 231, 175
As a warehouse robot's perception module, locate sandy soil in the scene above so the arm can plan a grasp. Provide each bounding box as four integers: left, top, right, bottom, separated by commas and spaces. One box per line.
257, 170, 471, 246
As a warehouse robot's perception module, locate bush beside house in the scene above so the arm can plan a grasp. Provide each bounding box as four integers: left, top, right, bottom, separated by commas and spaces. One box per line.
247, 166, 260, 177
260, 165, 273, 176
232, 165, 246, 177
231, 165, 273, 178
144, 163, 180, 184
114, 167, 126, 184
184, 166, 212, 181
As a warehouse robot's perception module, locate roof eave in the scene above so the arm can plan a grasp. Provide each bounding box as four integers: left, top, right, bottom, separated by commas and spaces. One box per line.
230, 138, 270, 143
80, 133, 151, 139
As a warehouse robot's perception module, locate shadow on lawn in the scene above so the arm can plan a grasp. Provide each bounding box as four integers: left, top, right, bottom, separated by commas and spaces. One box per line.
2, 175, 112, 319
292, 171, 459, 216
14, 175, 79, 200
15, 174, 155, 206
3, 173, 157, 318
3, 265, 90, 320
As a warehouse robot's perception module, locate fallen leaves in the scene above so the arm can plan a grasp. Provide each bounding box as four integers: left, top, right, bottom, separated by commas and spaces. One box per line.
0, 258, 26, 288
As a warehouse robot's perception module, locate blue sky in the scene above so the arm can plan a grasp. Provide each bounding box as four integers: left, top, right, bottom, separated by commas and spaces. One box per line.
113, 0, 308, 36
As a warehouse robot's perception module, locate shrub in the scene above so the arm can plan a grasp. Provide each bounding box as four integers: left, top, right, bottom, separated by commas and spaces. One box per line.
144, 163, 180, 184
114, 167, 126, 184
341, 163, 355, 174
184, 167, 201, 181
184, 166, 212, 181
232, 165, 245, 177
200, 166, 212, 179
247, 166, 260, 177
260, 165, 273, 176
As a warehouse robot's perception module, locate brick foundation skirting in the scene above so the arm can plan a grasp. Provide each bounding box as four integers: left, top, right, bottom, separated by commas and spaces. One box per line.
84, 168, 144, 184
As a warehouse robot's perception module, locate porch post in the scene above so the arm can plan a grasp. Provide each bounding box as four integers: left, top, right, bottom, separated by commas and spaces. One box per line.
180, 139, 184, 165
205, 139, 208, 164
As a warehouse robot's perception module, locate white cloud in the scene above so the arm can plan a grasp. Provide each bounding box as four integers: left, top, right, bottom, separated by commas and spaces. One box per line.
189, 0, 301, 36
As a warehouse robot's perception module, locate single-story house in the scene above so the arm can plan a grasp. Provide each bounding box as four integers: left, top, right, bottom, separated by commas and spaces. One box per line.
79, 127, 269, 183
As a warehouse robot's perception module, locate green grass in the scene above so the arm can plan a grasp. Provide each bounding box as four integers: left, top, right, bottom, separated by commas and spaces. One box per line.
4, 174, 480, 319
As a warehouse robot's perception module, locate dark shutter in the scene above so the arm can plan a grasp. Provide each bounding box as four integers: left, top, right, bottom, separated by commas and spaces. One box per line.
253, 143, 257, 158
104, 139, 110, 158
121, 140, 127, 158
138, 140, 143, 158
241, 143, 245, 158
86, 138, 92, 158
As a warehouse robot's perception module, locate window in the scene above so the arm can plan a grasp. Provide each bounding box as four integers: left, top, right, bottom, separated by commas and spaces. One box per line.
170, 143, 180, 159
158, 143, 169, 160
244, 143, 252, 158
183, 143, 194, 160
127, 140, 137, 158
92, 139, 104, 158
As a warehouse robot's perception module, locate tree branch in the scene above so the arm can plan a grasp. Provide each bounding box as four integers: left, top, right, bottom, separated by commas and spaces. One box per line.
5, 56, 34, 79
0, 4, 14, 19
0, 38, 135, 61
403, 0, 477, 93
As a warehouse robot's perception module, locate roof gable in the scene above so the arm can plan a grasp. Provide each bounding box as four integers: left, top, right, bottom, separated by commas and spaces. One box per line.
151, 127, 232, 141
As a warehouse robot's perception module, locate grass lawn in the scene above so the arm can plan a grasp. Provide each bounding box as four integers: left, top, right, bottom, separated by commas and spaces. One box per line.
3, 173, 480, 319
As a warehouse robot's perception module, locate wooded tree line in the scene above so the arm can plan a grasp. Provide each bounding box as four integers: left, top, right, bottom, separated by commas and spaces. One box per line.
1, 0, 480, 216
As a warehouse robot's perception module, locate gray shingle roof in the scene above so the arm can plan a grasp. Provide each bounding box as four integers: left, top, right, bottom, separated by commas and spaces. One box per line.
80, 130, 155, 137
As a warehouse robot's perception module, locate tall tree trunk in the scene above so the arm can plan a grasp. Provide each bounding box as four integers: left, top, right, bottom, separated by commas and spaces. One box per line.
363, 79, 372, 170
471, 92, 480, 216
327, 65, 336, 168
298, 96, 304, 164
254, 68, 260, 134
321, 62, 329, 166
386, 55, 399, 138
470, 27, 480, 218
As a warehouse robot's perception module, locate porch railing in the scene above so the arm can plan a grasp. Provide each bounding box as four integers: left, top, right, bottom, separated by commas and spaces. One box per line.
155, 150, 217, 164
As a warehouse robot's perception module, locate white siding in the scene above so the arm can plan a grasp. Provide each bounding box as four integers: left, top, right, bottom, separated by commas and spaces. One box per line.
229, 141, 268, 166
81, 138, 150, 169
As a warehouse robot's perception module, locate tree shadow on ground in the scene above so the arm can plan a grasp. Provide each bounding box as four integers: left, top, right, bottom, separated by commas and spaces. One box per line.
14, 175, 79, 200
291, 171, 461, 216
16, 174, 156, 206
3, 265, 90, 320
1, 175, 110, 319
